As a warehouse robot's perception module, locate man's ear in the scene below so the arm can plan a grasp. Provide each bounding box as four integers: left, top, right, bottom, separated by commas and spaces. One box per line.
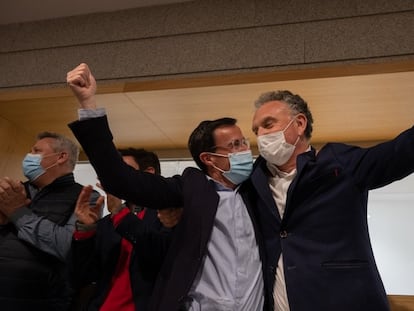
144, 167, 156, 174
295, 113, 307, 136
57, 152, 69, 164
199, 152, 212, 166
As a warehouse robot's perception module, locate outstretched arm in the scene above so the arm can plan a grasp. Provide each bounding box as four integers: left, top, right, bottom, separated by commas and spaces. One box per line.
67, 63, 184, 209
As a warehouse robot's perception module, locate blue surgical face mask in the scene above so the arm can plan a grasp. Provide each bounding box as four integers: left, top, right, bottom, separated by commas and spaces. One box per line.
210, 150, 253, 185
22, 153, 45, 181
22, 152, 59, 182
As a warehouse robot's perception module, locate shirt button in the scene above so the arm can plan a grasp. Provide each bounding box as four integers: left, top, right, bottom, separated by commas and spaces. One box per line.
280, 230, 288, 238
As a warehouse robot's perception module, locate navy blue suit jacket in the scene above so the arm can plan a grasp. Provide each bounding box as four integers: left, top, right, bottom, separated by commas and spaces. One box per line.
251, 126, 414, 311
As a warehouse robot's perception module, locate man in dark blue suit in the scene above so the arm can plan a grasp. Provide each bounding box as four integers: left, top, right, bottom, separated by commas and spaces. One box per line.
250, 90, 414, 311
66, 63, 271, 311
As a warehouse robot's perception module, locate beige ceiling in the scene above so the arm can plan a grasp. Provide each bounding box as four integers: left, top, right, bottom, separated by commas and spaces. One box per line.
1, 61, 413, 159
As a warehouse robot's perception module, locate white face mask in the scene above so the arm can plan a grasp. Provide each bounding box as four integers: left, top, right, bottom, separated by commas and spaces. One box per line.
257, 118, 299, 166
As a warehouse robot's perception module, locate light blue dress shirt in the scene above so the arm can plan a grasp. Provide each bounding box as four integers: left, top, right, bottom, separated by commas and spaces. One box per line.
187, 179, 264, 311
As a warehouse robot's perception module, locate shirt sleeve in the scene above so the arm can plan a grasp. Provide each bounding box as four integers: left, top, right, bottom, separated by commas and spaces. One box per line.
78, 107, 106, 120
9, 207, 76, 262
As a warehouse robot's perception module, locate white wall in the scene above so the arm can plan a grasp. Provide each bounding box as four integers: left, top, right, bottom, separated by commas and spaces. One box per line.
73, 161, 414, 295
73, 160, 197, 216
368, 174, 414, 295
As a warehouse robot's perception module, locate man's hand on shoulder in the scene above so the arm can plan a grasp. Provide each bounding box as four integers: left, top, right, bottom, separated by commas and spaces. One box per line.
157, 207, 183, 228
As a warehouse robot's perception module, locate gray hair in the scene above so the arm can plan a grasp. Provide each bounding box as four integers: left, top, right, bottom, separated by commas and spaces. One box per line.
254, 90, 314, 139
36, 131, 79, 170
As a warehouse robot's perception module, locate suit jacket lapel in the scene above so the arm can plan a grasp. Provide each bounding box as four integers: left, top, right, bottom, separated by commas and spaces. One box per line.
284, 148, 316, 220
252, 158, 282, 223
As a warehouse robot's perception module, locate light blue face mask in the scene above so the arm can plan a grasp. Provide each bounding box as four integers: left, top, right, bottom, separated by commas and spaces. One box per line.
22, 153, 46, 181
211, 150, 254, 185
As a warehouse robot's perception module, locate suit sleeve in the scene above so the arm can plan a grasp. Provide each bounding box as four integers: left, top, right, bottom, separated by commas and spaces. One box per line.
68, 116, 183, 209
331, 126, 414, 190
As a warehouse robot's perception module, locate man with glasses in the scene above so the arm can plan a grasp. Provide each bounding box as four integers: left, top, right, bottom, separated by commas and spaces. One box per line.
65, 63, 271, 311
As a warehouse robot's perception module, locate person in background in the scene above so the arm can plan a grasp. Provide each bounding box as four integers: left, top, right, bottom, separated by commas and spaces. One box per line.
66, 63, 271, 311
0, 131, 96, 311
250, 90, 414, 311
71, 147, 182, 311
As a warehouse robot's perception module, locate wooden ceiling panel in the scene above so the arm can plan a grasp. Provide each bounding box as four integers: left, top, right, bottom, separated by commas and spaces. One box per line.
122, 71, 414, 150
0, 97, 79, 140
301, 72, 414, 143
95, 93, 177, 149
0, 65, 413, 157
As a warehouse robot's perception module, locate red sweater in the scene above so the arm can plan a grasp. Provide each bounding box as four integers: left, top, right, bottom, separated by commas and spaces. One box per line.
74, 208, 146, 311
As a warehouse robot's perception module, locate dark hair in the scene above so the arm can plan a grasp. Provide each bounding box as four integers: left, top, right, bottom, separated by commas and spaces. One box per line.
36, 131, 79, 170
254, 90, 314, 139
117, 148, 161, 175
188, 117, 237, 173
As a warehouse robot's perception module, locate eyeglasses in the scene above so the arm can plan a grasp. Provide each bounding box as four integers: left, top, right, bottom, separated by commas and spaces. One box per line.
211, 138, 250, 152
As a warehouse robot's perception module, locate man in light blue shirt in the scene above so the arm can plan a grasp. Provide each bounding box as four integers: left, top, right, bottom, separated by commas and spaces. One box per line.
66, 63, 270, 310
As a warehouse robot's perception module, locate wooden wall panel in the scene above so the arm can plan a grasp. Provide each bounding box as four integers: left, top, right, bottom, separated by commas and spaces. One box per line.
0, 116, 32, 179
389, 295, 414, 311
